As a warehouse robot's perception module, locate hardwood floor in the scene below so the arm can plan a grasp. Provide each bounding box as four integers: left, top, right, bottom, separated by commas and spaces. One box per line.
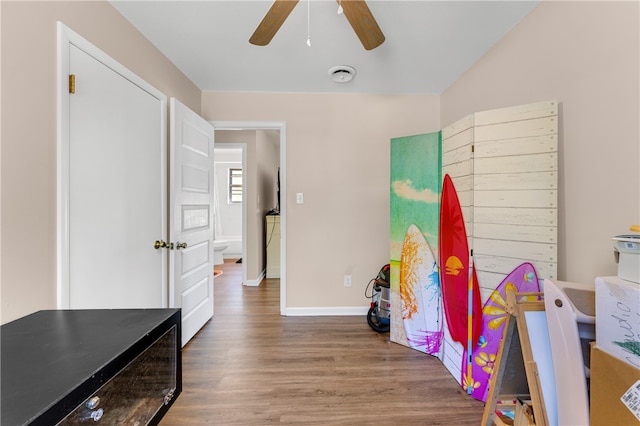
160, 260, 485, 425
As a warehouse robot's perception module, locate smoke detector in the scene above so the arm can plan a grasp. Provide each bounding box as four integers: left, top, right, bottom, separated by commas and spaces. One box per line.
328, 65, 356, 83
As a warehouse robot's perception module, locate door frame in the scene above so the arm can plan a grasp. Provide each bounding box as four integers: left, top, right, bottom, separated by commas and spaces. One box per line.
212, 121, 287, 315
56, 22, 168, 308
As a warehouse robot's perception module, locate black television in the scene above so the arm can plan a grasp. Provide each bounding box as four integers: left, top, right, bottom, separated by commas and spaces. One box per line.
276, 166, 280, 214
268, 167, 280, 216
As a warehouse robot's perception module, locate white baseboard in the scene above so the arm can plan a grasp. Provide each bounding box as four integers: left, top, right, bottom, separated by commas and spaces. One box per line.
244, 270, 265, 287
285, 306, 369, 316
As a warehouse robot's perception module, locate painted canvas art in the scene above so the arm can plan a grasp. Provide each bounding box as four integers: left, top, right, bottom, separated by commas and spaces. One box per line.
390, 132, 443, 357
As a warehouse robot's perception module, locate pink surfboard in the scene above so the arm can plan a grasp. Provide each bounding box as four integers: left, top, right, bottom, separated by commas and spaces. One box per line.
461, 262, 541, 401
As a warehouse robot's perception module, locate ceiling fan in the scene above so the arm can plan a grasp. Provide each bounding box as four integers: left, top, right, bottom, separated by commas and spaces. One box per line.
249, 0, 385, 51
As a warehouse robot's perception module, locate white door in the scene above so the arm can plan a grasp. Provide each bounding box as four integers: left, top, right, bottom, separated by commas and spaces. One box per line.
66, 43, 167, 309
170, 98, 215, 346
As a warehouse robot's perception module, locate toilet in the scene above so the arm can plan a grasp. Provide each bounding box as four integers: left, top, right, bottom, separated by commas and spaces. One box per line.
213, 240, 228, 266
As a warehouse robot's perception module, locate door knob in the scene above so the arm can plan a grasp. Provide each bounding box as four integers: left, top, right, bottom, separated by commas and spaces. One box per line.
154, 240, 168, 249
176, 242, 188, 250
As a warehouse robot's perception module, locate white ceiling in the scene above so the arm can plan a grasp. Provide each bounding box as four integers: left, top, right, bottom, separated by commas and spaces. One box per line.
110, 0, 540, 94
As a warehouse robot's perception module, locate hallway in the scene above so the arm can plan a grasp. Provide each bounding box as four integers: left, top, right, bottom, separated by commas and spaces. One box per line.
160, 260, 484, 425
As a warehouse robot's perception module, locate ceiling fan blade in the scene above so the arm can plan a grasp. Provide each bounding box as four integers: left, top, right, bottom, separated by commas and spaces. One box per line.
339, 0, 385, 50
249, 0, 300, 46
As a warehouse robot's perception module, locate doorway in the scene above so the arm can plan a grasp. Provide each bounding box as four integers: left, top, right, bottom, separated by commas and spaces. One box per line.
213, 144, 246, 282
212, 121, 287, 315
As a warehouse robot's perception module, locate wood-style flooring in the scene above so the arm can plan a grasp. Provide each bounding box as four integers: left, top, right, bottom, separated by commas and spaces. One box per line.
160, 260, 485, 425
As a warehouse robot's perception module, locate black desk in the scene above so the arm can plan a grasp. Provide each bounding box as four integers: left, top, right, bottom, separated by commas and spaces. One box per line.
1, 309, 181, 425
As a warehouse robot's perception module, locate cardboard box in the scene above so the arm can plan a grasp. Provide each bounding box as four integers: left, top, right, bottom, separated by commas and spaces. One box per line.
590, 344, 640, 425
595, 276, 640, 368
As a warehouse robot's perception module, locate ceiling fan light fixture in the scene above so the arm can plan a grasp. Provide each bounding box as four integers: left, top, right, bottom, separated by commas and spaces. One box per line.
328, 65, 356, 83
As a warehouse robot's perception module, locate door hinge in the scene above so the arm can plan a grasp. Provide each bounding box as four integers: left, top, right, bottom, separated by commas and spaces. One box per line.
471, 144, 474, 153
69, 74, 75, 94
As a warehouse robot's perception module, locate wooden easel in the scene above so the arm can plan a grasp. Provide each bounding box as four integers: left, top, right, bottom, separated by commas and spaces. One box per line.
481, 289, 550, 426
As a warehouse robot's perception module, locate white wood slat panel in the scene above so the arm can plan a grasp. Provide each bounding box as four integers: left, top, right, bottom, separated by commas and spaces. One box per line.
443, 174, 472, 192
461, 206, 473, 221
475, 152, 557, 174
475, 134, 557, 158
474, 223, 556, 243
470, 101, 558, 294
473, 238, 557, 263
455, 189, 472, 209
443, 143, 472, 166
462, 206, 473, 237
474, 172, 557, 191
442, 331, 463, 376
475, 116, 557, 142
442, 114, 474, 140
531, 261, 557, 279
443, 161, 471, 179
474, 254, 557, 278
474, 207, 557, 226
442, 351, 462, 383
474, 100, 558, 126
450, 173, 473, 237
474, 190, 557, 208
442, 128, 473, 153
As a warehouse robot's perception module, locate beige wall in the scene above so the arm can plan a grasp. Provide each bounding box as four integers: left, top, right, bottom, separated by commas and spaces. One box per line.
202, 93, 440, 310
4, 0, 634, 321
441, 1, 639, 285
0, 1, 200, 323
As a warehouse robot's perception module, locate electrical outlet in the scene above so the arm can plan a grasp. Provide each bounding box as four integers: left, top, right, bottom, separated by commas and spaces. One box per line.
344, 275, 352, 287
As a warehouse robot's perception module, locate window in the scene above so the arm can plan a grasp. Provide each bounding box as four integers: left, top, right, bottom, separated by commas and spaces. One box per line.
228, 168, 243, 203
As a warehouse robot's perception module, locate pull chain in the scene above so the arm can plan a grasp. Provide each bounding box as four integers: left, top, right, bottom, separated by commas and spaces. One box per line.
306, 0, 311, 47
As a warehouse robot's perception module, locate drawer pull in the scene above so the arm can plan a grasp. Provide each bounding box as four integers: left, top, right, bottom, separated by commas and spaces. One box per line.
85, 396, 100, 410
163, 388, 175, 405
80, 408, 103, 422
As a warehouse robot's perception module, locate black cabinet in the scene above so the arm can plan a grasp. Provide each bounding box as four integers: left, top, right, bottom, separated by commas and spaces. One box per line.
1, 309, 181, 425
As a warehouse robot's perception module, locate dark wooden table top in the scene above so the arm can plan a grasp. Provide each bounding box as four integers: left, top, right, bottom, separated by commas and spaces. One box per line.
1, 309, 180, 425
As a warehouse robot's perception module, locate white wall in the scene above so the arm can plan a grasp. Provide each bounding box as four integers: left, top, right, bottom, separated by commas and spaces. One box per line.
441, 1, 639, 285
